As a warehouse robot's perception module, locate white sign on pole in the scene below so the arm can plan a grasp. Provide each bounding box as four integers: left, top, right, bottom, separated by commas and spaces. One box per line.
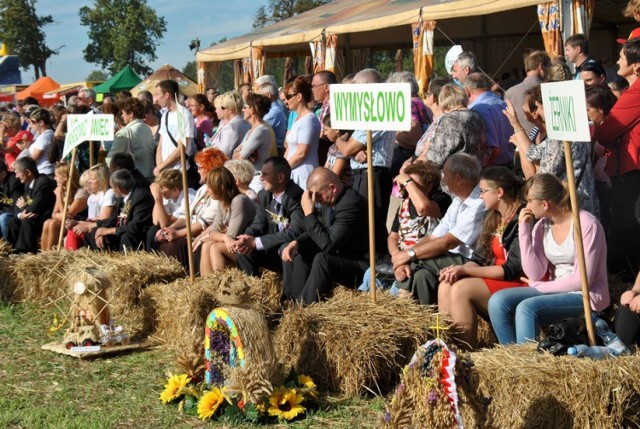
329, 83, 411, 131
62, 112, 114, 159
540, 80, 591, 142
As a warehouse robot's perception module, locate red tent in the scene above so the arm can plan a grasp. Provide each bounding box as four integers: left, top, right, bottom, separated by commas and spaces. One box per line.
0, 93, 14, 102
16, 77, 60, 105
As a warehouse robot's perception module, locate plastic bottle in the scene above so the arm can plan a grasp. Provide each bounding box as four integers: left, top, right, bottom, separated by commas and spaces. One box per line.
567, 344, 611, 360
594, 317, 630, 356
203, 133, 210, 147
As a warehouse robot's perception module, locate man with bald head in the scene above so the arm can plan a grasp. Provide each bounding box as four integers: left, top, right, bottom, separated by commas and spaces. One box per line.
281, 167, 381, 304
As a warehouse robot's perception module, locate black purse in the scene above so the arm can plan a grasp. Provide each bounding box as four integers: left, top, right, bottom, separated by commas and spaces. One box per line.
375, 254, 395, 281
537, 317, 602, 356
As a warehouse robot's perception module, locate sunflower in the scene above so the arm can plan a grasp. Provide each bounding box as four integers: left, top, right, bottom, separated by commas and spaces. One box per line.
297, 374, 316, 389
197, 387, 225, 420
268, 387, 305, 420
160, 374, 191, 404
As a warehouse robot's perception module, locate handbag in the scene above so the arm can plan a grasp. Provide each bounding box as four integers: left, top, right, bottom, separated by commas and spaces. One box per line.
537, 317, 602, 356
375, 253, 396, 282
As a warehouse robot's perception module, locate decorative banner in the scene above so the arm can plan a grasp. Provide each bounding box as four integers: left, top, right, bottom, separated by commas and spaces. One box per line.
541, 80, 590, 141
329, 83, 412, 131
62, 112, 114, 159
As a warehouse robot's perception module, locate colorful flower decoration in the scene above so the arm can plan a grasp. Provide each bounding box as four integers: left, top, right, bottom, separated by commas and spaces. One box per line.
268, 387, 305, 421
204, 309, 246, 385
160, 373, 191, 404
197, 387, 225, 420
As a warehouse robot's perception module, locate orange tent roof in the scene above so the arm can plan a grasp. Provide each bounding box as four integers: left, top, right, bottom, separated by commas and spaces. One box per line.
16, 76, 60, 104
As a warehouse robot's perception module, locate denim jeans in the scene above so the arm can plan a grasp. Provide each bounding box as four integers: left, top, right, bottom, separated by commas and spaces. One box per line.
0, 212, 15, 238
488, 287, 585, 344
358, 267, 399, 296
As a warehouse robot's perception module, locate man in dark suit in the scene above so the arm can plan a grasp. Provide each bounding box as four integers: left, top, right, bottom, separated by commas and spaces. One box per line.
234, 156, 304, 276
281, 167, 385, 304
0, 159, 24, 212
6, 157, 55, 253
86, 169, 153, 251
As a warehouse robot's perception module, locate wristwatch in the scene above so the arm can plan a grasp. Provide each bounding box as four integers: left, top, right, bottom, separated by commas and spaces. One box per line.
407, 247, 417, 262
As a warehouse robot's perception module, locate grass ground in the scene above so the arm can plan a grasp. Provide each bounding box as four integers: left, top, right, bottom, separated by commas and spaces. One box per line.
0, 303, 384, 429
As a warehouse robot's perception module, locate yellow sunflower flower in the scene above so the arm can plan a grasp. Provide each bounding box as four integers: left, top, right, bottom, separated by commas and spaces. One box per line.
160, 374, 191, 404
297, 374, 316, 389
268, 387, 305, 420
197, 387, 225, 420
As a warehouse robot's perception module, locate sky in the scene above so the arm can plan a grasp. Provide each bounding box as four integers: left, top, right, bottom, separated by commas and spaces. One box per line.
21, 0, 265, 84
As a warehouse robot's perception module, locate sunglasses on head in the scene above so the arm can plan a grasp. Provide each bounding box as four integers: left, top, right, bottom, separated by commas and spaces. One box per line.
285, 93, 298, 100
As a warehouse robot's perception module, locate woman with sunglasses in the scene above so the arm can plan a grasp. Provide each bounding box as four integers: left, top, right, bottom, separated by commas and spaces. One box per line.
283, 76, 320, 190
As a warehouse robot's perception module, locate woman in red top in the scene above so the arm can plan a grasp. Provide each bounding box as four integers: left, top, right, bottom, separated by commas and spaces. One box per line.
593, 37, 640, 275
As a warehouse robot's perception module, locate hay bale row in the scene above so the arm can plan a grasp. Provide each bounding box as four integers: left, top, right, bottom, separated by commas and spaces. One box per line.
273, 288, 450, 396
140, 268, 282, 353
464, 344, 640, 428
7, 249, 186, 335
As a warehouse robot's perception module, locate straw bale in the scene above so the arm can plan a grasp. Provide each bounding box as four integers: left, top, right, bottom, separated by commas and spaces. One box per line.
8, 250, 185, 336
273, 288, 451, 396
140, 268, 283, 353
0, 239, 12, 257
475, 317, 498, 349
462, 344, 640, 428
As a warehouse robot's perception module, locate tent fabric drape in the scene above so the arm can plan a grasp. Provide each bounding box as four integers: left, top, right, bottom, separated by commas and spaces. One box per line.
325, 34, 345, 81
412, 18, 436, 97
561, 0, 595, 43
538, 2, 563, 57
234, 60, 243, 89
252, 46, 266, 81
349, 48, 370, 76
311, 40, 325, 74
283, 57, 295, 88
538, 0, 594, 58
198, 61, 221, 92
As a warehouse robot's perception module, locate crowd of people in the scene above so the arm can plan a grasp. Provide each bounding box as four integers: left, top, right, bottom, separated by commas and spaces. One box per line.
1, 25, 639, 351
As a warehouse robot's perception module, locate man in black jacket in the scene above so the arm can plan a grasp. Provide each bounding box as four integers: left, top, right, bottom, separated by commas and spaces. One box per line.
0, 159, 24, 212
86, 169, 153, 251
234, 156, 304, 276
281, 167, 385, 304
6, 157, 55, 253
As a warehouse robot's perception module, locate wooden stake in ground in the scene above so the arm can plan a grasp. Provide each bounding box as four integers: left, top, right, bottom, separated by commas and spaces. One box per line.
178, 141, 195, 282
563, 140, 596, 346
57, 148, 78, 249
366, 130, 376, 304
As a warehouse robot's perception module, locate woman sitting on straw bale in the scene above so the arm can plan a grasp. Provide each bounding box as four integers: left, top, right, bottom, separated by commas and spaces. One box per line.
358, 160, 449, 293
194, 167, 256, 276
40, 162, 88, 251
488, 173, 609, 344
224, 159, 258, 202
65, 164, 115, 250
438, 166, 525, 350
149, 148, 227, 270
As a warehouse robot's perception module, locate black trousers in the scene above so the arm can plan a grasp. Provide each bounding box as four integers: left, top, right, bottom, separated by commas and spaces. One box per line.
236, 245, 285, 277
283, 247, 367, 304
614, 305, 640, 350
6, 216, 44, 253
351, 166, 392, 223
395, 252, 467, 305
85, 228, 143, 251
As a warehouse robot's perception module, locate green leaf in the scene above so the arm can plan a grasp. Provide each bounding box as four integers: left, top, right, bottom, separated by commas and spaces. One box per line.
183, 395, 197, 412
244, 403, 259, 423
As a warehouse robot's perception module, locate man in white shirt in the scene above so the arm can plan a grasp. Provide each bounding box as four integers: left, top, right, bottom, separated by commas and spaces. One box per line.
153, 79, 196, 177
392, 153, 486, 305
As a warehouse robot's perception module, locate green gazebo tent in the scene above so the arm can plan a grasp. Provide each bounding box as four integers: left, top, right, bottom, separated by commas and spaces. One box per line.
93, 65, 142, 94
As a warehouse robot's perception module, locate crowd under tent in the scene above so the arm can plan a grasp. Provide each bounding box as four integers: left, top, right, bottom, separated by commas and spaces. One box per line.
196, 0, 636, 92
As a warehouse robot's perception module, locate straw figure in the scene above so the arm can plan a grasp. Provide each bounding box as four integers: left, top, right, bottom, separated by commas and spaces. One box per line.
204, 270, 280, 393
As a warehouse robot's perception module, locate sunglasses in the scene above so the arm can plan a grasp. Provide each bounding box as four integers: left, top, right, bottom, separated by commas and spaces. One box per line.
285, 93, 298, 100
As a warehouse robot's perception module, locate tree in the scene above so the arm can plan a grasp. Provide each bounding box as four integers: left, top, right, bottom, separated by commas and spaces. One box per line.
86, 70, 109, 82
254, 0, 332, 29
79, 0, 167, 76
182, 61, 196, 81
0, 0, 58, 78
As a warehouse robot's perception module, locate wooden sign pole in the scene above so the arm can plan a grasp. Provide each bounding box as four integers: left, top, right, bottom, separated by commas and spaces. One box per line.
178, 142, 195, 282
57, 147, 78, 249
563, 140, 596, 346
366, 130, 376, 304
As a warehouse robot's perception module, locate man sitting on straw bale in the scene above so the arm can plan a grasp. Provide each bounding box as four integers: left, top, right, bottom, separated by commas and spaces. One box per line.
4, 157, 55, 253
281, 167, 384, 304
234, 156, 304, 276
392, 153, 485, 305
85, 169, 153, 251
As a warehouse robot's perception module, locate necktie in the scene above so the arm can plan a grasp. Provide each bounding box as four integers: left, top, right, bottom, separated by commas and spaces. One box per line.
274, 200, 282, 215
